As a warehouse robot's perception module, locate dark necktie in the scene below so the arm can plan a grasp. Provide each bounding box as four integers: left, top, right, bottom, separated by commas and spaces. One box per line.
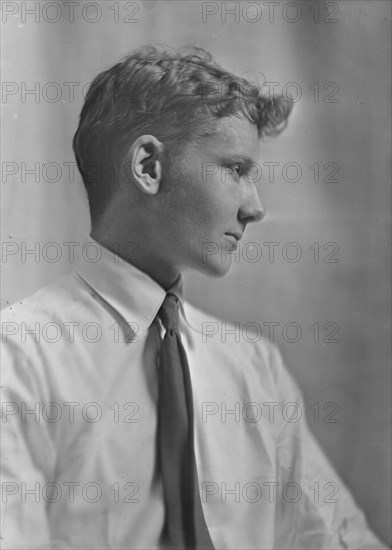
157, 293, 215, 550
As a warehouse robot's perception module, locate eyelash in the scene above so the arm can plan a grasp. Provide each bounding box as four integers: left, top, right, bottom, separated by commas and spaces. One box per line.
229, 162, 244, 179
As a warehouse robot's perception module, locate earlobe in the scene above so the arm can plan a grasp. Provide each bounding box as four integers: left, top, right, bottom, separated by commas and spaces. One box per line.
128, 135, 163, 195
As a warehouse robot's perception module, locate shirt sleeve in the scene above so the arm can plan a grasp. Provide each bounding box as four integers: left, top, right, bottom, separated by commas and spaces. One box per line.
1, 338, 57, 550
268, 344, 389, 550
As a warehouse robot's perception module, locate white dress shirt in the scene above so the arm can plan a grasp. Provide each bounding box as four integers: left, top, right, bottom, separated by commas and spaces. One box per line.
0, 237, 387, 549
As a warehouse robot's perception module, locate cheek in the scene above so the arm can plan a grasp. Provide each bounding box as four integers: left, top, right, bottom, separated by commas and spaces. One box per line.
182, 188, 231, 236
199, 177, 239, 226
168, 158, 239, 234
172, 180, 211, 229
194, 168, 239, 211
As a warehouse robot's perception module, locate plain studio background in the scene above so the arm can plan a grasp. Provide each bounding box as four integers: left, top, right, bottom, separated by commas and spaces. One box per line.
1, 0, 391, 545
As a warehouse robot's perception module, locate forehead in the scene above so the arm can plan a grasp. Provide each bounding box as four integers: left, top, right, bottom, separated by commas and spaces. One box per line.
201, 116, 260, 158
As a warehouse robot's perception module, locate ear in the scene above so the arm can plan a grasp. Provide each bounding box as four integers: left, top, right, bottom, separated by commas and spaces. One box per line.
126, 135, 163, 195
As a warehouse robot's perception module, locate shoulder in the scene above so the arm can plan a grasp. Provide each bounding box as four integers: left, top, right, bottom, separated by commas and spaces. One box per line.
1, 272, 91, 388
1, 271, 93, 328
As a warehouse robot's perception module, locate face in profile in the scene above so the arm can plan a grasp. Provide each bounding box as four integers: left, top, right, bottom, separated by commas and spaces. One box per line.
156, 116, 265, 277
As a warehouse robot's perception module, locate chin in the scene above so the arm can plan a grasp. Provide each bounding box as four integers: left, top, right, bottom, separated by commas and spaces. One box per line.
197, 256, 233, 278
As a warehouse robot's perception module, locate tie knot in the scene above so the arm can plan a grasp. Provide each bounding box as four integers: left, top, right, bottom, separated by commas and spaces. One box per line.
158, 293, 180, 332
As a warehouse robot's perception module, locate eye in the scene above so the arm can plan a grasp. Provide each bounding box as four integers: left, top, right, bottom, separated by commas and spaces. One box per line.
228, 161, 260, 183
230, 162, 243, 179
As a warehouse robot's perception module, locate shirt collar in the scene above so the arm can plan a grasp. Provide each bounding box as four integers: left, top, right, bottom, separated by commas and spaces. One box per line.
72, 235, 185, 338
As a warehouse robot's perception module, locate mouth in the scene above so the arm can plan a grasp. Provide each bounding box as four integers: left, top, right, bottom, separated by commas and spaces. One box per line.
225, 232, 243, 242
224, 233, 242, 251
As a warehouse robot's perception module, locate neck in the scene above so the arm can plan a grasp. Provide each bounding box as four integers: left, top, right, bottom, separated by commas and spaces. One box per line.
90, 227, 180, 291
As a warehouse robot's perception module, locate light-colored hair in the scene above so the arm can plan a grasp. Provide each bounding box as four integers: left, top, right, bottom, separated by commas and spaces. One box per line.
73, 45, 293, 222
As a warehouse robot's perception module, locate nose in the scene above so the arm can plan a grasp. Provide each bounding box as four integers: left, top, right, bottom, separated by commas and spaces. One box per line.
238, 182, 265, 225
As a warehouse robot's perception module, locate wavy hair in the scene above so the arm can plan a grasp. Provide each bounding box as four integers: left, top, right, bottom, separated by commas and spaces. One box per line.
73, 45, 293, 222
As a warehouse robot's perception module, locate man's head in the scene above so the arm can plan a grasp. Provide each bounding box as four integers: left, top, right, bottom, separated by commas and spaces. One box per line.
73, 45, 292, 285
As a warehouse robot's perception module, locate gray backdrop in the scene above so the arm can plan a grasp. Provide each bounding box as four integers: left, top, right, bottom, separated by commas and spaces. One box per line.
2, 0, 391, 544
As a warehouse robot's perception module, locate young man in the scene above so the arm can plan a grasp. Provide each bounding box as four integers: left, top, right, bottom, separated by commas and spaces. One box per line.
1, 46, 387, 549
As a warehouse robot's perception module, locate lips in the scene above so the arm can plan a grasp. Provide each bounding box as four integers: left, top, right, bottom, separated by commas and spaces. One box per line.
225, 232, 243, 241
224, 233, 242, 251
